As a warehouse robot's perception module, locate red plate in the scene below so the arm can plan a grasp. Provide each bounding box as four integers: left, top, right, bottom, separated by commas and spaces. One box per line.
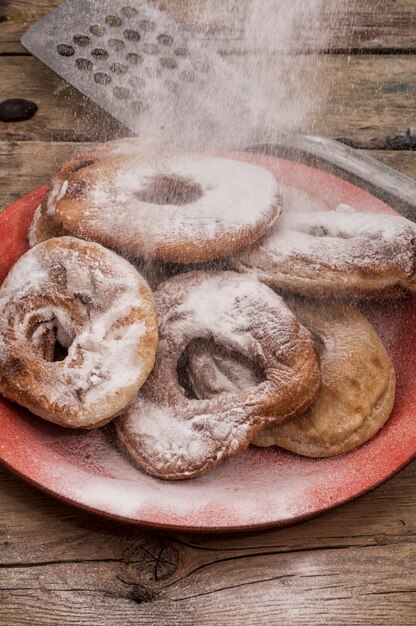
1, 153, 416, 532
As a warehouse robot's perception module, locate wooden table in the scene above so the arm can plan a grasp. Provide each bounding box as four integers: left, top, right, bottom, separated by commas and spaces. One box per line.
1, 2, 416, 624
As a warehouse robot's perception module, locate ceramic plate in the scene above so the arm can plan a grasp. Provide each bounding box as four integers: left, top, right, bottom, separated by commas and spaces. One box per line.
1, 153, 416, 532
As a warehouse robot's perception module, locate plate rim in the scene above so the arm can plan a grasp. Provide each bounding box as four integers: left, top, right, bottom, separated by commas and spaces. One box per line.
1, 157, 416, 533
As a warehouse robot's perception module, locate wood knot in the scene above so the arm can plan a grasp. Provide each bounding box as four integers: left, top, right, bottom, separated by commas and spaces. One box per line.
123, 537, 180, 584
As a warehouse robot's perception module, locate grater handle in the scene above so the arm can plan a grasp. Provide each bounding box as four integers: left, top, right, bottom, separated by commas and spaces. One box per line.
248, 134, 416, 222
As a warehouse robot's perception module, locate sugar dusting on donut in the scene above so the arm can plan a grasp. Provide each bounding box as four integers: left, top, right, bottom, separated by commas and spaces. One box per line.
234, 210, 416, 296
186, 300, 396, 457
0, 237, 158, 428
278, 211, 416, 270
53, 153, 282, 263
116, 271, 321, 479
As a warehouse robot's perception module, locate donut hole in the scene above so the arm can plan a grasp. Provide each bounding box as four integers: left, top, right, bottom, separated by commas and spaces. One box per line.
178, 338, 265, 399
136, 176, 203, 206
29, 316, 74, 363
53, 340, 69, 362
177, 349, 198, 399
48, 321, 74, 362
303, 224, 351, 239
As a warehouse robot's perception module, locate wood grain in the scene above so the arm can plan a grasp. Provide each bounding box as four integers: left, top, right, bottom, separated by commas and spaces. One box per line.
3, 141, 416, 213
2, 0, 416, 54
2, 3, 416, 625
1, 463, 416, 625
2, 54, 416, 148
0, 141, 94, 209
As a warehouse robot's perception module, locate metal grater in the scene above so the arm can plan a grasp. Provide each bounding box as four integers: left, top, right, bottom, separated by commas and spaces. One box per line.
21, 0, 256, 144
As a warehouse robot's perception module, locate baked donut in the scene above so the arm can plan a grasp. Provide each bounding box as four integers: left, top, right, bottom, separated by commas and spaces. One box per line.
27, 203, 68, 248
233, 210, 416, 298
38, 148, 282, 263
186, 300, 396, 457
0, 237, 158, 428
116, 272, 320, 480
29, 138, 178, 247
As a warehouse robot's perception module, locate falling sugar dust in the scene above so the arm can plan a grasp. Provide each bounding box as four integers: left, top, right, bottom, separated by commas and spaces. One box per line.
4, 0, 416, 522
76, 0, 344, 149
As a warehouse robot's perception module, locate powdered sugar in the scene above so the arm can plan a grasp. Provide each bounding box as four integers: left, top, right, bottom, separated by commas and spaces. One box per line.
55, 152, 281, 263
281, 184, 330, 213
0, 237, 157, 428
113, 154, 280, 233
117, 271, 320, 479
27, 205, 43, 248
45, 180, 68, 216
235, 210, 416, 294
1, 251, 49, 299
187, 301, 396, 456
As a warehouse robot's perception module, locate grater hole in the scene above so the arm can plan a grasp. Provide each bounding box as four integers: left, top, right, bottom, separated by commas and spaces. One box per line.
110, 62, 128, 75
165, 79, 179, 94
106, 15, 123, 27
57, 44, 75, 57
113, 86, 130, 100
129, 77, 145, 88
73, 34, 91, 47
194, 61, 210, 73
139, 19, 155, 32
160, 57, 177, 70
131, 100, 148, 113
76, 58, 93, 71
121, 6, 138, 18
91, 48, 109, 59
124, 29, 140, 41
145, 67, 161, 79
180, 71, 196, 83
175, 47, 189, 56
142, 43, 159, 55
94, 72, 112, 85
157, 34, 173, 46
90, 25, 106, 37
108, 38, 125, 51
126, 52, 143, 65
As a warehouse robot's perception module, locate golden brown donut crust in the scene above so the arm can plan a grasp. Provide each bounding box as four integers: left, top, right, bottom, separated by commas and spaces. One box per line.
29, 138, 180, 248
116, 271, 320, 480
38, 140, 282, 264
232, 210, 416, 298
187, 300, 396, 457
0, 237, 158, 428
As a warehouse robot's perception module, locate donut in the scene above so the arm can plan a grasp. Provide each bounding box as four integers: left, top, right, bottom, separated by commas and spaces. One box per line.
186, 300, 396, 457
27, 203, 68, 248
37, 144, 282, 263
28, 138, 179, 247
0, 237, 158, 428
232, 209, 416, 298
116, 272, 321, 480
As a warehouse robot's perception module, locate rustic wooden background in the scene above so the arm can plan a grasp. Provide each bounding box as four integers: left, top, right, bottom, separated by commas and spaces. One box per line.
1, 1, 416, 624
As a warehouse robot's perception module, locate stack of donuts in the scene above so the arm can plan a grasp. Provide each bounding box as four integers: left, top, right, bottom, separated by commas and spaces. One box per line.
1, 137, 414, 480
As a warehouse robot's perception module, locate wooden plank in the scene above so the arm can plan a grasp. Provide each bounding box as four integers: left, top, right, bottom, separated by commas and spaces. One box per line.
2, 141, 416, 212
365, 150, 416, 180
1, 461, 415, 564
1, 545, 415, 625
0, 57, 126, 143
1, 54, 416, 148
1, 462, 416, 625
0, 141, 94, 209
2, 0, 416, 54
0, 0, 55, 54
